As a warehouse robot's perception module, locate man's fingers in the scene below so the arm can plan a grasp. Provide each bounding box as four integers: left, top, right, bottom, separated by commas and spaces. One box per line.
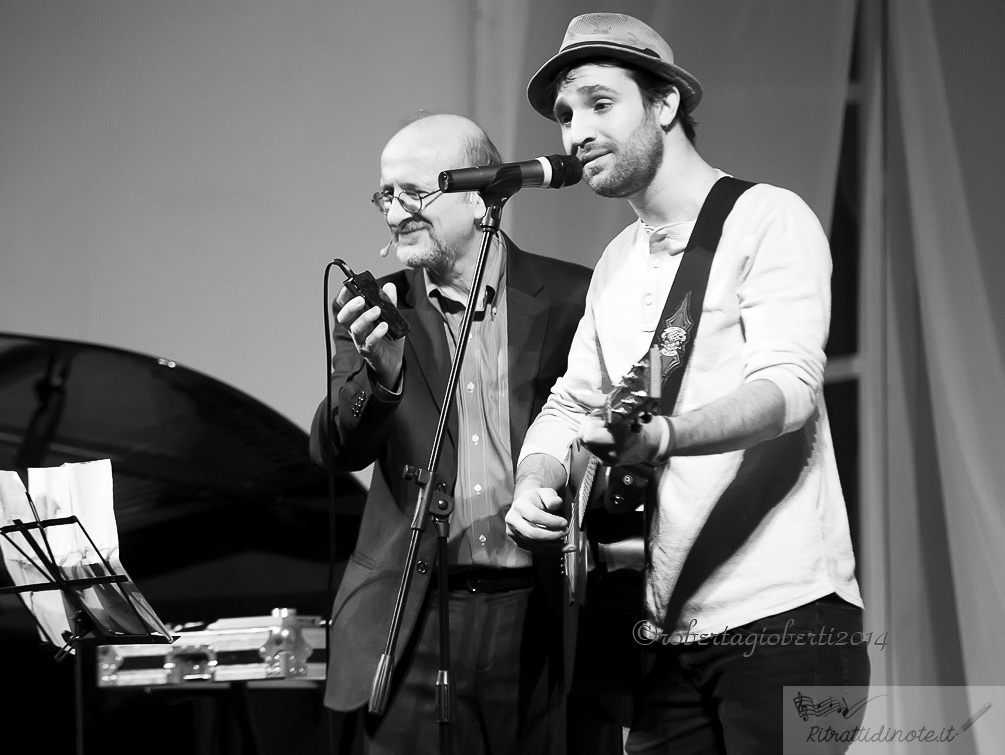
335, 294, 367, 326
579, 421, 617, 462
334, 284, 361, 311
508, 519, 568, 544
363, 320, 389, 350
578, 416, 613, 444
347, 305, 384, 343
515, 505, 567, 531
505, 490, 568, 542
382, 282, 397, 306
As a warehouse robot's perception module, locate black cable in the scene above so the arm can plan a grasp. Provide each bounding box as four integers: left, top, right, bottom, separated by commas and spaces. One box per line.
321, 259, 343, 755
322, 260, 338, 603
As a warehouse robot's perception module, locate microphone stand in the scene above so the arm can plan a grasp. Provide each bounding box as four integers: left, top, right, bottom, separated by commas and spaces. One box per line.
368, 170, 524, 755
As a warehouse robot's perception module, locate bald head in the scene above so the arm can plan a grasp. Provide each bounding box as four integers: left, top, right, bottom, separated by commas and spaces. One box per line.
384, 114, 502, 174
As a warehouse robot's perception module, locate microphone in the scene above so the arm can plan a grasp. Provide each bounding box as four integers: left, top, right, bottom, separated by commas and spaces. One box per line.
438, 154, 582, 193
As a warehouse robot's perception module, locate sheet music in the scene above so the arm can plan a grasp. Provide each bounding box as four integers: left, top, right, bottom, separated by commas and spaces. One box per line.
0, 469, 69, 646
0, 459, 172, 649
28, 458, 119, 559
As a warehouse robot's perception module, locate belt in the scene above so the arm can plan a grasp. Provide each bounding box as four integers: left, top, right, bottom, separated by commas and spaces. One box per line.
436, 566, 534, 593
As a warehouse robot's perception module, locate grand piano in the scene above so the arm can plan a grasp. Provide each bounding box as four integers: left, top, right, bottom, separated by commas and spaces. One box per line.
0, 332, 366, 754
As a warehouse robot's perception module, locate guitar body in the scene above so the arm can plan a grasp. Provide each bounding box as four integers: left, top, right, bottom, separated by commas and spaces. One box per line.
568, 443, 650, 543
561, 350, 660, 604
561, 446, 590, 606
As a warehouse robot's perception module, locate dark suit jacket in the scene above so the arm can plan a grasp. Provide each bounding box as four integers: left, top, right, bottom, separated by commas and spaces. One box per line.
309, 238, 592, 712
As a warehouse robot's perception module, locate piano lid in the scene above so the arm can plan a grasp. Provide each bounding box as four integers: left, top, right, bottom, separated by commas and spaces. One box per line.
0, 331, 364, 589
0, 332, 367, 753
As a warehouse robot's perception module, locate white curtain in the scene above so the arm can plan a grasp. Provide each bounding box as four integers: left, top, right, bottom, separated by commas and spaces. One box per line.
872, 2, 1005, 753
472, 0, 533, 161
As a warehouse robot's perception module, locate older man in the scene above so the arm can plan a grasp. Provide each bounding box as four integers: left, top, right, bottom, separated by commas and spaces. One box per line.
311, 113, 591, 754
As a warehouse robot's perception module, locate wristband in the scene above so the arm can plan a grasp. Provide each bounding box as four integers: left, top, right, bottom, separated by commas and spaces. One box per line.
653, 415, 675, 463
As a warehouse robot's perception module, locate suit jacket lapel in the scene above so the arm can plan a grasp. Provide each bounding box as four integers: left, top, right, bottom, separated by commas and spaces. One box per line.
401, 269, 457, 447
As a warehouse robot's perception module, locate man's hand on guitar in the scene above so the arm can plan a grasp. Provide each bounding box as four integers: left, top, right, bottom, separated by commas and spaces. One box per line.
505, 488, 569, 553
578, 413, 674, 467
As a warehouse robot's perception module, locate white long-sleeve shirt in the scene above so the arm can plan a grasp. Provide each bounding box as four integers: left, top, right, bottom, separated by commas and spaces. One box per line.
520, 176, 862, 637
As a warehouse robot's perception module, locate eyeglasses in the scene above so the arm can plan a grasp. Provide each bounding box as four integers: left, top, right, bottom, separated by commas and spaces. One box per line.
371, 187, 443, 215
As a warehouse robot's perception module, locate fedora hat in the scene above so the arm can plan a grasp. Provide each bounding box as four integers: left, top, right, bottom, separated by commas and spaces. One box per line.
527, 13, 703, 120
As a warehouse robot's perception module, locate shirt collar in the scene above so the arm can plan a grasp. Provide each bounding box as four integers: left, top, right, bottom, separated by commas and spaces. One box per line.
424, 235, 506, 312
638, 219, 693, 257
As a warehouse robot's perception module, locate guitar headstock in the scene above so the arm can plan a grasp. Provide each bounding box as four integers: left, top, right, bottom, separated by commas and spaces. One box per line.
599, 346, 662, 430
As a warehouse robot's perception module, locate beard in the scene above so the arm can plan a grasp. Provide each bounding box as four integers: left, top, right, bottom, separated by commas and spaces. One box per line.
391, 221, 453, 273
583, 109, 665, 199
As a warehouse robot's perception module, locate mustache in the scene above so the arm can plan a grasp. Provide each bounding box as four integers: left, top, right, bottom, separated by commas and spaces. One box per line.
393, 218, 430, 237
576, 145, 610, 163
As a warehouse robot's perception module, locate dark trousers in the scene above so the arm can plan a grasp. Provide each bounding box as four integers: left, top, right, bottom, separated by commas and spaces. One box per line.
362, 586, 556, 755
625, 594, 871, 754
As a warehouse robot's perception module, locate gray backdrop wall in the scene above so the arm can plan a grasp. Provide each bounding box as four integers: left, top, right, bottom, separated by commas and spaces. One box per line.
0, 0, 853, 432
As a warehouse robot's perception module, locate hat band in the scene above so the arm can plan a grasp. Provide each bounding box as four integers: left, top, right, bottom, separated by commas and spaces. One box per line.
560, 39, 663, 60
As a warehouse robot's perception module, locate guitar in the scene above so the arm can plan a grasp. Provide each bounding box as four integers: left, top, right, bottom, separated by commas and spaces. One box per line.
561, 347, 662, 604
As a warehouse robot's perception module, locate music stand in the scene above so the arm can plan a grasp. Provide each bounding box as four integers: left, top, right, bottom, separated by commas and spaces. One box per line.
0, 492, 173, 755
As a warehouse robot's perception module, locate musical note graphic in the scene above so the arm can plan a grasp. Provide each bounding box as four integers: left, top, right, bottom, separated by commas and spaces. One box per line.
792, 691, 883, 722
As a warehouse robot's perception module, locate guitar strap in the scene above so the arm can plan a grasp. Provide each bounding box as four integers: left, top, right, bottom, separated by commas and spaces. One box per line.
651, 176, 755, 411
641, 175, 755, 543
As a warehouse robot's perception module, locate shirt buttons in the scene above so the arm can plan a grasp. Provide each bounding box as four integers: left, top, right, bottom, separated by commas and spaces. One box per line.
651, 257, 663, 268
473, 484, 482, 494
644, 294, 654, 306
466, 382, 475, 393
471, 434, 480, 445
478, 534, 487, 545
351, 390, 366, 417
